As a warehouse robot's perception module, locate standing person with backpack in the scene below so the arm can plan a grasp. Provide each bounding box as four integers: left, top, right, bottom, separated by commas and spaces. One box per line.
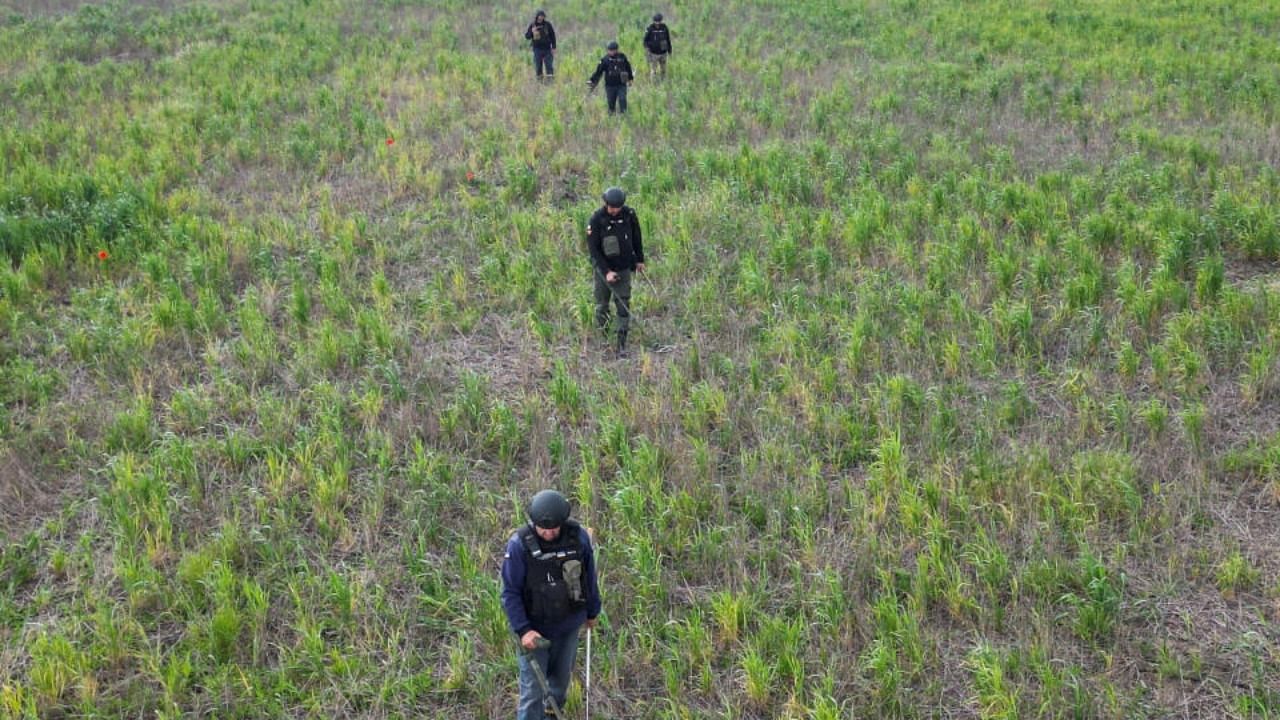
643, 13, 672, 80
501, 490, 602, 720
586, 187, 645, 358
587, 41, 635, 115
524, 9, 557, 83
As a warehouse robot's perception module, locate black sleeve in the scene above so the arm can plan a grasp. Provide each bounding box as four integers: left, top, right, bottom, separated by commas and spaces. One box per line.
624, 55, 634, 81
548, 23, 556, 49
589, 59, 605, 85
643, 26, 655, 51
524, 23, 533, 40
587, 214, 608, 273
631, 210, 644, 264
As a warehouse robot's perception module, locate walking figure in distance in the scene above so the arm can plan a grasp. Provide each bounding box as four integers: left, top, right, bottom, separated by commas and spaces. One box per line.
588, 41, 634, 114
643, 13, 672, 80
525, 9, 557, 83
587, 187, 645, 358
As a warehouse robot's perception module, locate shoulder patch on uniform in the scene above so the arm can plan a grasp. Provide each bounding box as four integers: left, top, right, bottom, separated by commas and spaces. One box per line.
586, 225, 592, 234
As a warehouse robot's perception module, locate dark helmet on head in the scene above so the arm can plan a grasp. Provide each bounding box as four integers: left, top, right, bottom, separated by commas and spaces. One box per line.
606, 40, 620, 50
534, 9, 546, 18
653, 13, 663, 21
602, 187, 626, 207
528, 489, 571, 529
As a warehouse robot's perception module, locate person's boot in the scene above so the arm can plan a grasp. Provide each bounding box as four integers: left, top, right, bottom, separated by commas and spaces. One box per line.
617, 330, 629, 359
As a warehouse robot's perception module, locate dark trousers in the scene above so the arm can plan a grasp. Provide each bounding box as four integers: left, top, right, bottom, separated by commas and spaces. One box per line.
533, 48, 554, 78
605, 84, 628, 113
517, 627, 580, 720
594, 268, 632, 334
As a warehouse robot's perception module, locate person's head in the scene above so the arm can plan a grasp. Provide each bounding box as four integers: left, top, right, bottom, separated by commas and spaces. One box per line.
527, 489, 571, 541
606, 40, 619, 55
534, 9, 546, 22
653, 13, 663, 23
603, 187, 626, 215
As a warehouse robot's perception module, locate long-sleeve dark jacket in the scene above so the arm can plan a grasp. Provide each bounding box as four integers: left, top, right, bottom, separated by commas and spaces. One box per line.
587, 205, 644, 274
524, 20, 556, 50
501, 524, 601, 638
589, 53, 634, 87
643, 23, 672, 55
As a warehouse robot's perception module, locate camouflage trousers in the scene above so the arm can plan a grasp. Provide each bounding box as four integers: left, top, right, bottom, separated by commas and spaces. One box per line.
647, 51, 668, 77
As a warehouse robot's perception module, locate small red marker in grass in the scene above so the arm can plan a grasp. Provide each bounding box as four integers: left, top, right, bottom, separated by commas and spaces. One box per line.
386, 137, 395, 146
466, 171, 475, 182
97, 250, 109, 261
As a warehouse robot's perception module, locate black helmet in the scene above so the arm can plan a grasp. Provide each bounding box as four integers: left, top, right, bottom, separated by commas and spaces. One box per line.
528, 489, 571, 529
606, 40, 620, 51
653, 13, 663, 22
602, 187, 626, 207
534, 9, 546, 18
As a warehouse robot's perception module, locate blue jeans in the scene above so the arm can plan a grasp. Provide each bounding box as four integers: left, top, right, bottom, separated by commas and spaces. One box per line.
533, 48, 554, 78
517, 627, 580, 720
605, 84, 628, 113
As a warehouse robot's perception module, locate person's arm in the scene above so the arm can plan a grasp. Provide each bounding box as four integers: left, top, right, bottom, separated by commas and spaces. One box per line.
643, 27, 655, 51
625, 56, 634, 82
589, 60, 605, 86
587, 215, 609, 274
582, 529, 602, 621
631, 210, 645, 266
549, 23, 556, 50
524, 23, 534, 41
500, 537, 534, 636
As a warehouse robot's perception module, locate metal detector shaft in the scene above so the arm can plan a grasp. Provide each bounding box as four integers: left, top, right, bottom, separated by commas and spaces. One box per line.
523, 637, 566, 720
585, 627, 592, 720
586, 535, 600, 720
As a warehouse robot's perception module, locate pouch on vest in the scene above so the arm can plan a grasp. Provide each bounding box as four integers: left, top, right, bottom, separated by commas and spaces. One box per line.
532, 27, 543, 41
602, 235, 621, 257
657, 32, 670, 53
562, 559, 584, 603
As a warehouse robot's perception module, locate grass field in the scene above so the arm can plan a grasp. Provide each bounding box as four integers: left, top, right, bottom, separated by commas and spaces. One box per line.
2, 0, 1279, 717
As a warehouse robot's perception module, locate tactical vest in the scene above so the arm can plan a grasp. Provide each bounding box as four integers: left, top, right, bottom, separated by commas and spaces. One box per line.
650, 26, 670, 53
603, 55, 628, 82
599, 209, 636, 263
519, 521, 587, 625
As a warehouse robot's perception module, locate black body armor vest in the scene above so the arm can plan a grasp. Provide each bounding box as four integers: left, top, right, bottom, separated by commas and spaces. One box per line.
519, 520, 587, 624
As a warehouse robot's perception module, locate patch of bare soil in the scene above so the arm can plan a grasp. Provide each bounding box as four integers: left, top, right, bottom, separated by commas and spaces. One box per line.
0, 446, 82, 541
415, 313, 548, 394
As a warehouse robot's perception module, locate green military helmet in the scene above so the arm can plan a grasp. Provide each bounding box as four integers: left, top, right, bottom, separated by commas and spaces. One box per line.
606, 40, 620, 51
602, 187, 626, 207
527, 489, 571, 529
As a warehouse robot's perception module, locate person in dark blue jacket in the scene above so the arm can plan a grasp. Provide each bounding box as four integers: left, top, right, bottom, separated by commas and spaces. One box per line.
501, 489, 601, 720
